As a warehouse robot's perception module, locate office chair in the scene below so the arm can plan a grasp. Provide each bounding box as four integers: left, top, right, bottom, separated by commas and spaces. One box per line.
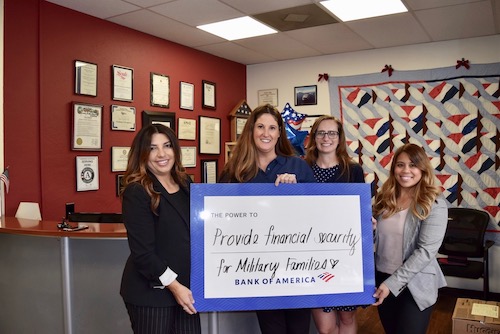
438, 207, 494, 300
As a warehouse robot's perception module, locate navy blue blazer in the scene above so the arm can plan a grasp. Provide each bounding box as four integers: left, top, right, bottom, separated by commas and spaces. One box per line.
120, 174, 191, 307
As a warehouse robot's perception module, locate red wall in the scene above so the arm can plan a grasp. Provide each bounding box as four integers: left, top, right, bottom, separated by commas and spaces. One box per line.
4, 0, 246, 220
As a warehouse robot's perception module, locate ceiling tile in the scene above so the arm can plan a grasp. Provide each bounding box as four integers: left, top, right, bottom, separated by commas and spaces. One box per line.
414, 1, 496, 40
125, 0, 174, 8
46, 0, 140, 19
346, 13, 431, 48
285, 24, 374, 54
150, 0, 244, 26
195, 42, 276, 64
404, 0, 482, 11
219, 0, 315, 15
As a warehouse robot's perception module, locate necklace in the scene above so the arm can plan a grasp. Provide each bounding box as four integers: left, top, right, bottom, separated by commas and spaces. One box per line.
396, 196, 412, 211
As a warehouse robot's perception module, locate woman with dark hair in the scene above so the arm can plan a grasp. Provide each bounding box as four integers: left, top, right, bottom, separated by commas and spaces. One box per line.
220, 104, 315, 334
120, 124, 201, 334
372, 143, 447, 334
305, 115, 364, 334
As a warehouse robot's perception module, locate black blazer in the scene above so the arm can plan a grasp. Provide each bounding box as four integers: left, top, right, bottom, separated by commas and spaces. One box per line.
120, 174, 191, 307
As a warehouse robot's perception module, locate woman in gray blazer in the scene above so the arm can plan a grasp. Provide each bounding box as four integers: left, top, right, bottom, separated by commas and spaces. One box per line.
120, 124, 201, 334
372, 143, 447, 334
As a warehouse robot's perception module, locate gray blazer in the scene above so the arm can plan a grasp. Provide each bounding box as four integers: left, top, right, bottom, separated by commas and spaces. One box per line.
375, 195, 448, 310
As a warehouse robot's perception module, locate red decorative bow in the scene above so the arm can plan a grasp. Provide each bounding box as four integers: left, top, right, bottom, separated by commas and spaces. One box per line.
381, 64, 393, 77
456, 58, 470, 69
318, 73, 329, 82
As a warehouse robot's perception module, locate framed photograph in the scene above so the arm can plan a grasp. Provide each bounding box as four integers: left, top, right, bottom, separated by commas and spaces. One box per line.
111, 146, 130, 172
112, 65, 133, 102
181, 146, 197, 167
180, 81, 194, 110
72, 102, 103, 151
202, 80, 216, 109
294, 85, 317, 106
116, 174, 124, 197
76, 156, 99, 191
301, 114, 325, 133
178, 118, 196, 140
75, 60, 97, 97
225, 141, 237, 164
198, 116, 220, 155
201, 160, 218, 183
258, 88, 278, 107
142, 111, 176, 131
150, 72, 170, 108
111, 105, 136, 131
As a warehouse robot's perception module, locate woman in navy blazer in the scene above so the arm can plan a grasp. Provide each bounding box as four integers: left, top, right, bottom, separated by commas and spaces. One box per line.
120, 124, 201, 334
372, 143, 447, 334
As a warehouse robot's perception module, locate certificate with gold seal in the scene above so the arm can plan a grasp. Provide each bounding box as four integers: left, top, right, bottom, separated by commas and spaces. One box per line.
72, 102, 103, 151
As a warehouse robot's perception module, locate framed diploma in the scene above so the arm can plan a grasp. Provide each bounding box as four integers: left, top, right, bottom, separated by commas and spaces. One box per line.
202, 80, 216, 109
198, 116, 220, 155
111, 146, 130, 172
180, 81, 194, 110
72, 102, 103, 151
75, 60, 97, 97
76, 156, 99, 191
181, 146, 197, 167
201, 160, 218, 183
178, 117, 196, 140
142, 111, 176, 131
150, 72, 170, 108
116, 174, 124, 197
111, 105, 136, 131
258, 88, 278, 107
112, 65, 133, 102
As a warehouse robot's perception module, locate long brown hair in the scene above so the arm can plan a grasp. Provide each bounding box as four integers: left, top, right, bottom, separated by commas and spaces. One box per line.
220, 104, 294, 182
373, 143, 441, 220
121, 124, 189, 214
304, 115, 356, 180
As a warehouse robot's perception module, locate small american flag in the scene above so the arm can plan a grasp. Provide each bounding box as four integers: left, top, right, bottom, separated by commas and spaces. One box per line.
318, 272, 335, 282
1, 168, 9, 194
281, 103, 306, 129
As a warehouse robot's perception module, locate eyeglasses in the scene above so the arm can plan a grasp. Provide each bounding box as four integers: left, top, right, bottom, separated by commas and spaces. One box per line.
315, 130, 339, 139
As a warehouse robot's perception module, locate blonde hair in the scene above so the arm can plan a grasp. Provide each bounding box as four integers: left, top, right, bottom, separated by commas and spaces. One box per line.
220, 104, 294, 183
373, 143, 441, 220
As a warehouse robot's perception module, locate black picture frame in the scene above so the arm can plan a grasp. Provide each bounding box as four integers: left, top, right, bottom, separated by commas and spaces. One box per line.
75, 60, 97, 97
142, 111, 176, 132
294, 85, 317, 106
116, 174, 124, 197
150, 72, 170, 108
112, 65, 134, 102
71, 102, 103, 151
202, 80, 216, 109
201, 159, 218, 184
198, 116, 220, 154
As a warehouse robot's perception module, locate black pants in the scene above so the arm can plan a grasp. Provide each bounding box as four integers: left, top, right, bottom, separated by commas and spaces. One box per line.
256, 308, 311, 334
375, 271, 433, 334
125, 303, 201, 334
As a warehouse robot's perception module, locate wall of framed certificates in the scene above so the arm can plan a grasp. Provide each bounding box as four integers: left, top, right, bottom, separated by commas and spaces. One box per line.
4, 1, 247, 219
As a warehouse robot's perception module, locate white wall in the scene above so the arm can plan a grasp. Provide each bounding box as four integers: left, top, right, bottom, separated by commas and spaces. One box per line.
246, 34, 500, 295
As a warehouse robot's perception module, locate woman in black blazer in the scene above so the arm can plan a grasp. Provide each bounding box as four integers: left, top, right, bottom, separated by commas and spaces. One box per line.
120, 124, 200, 334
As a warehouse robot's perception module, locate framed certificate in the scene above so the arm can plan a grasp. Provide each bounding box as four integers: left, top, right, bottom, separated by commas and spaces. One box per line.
142, 111, 176, 131
258, 88, 278, 107
201, 160, 217, 183
181, 146, 197, 167
151, 72, 170, 108
75, 60, 97, 97
72, 102, 103, 151
180, 81, 194, 110
111, 146, 130, 172
202, 80, 216, 109
199, 116, 220, 154
76, 156, 99, 191
111, 105, 136, 131
178, 118, 196, 140
112, 65, 133, 102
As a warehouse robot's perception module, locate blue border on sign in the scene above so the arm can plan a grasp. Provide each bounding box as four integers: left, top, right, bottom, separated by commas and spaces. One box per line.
190, 183, 375, 312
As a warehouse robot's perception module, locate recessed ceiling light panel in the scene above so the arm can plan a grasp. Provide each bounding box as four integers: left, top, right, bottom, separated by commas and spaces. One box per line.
320, 0, 407, 21
197, 16, 277, 41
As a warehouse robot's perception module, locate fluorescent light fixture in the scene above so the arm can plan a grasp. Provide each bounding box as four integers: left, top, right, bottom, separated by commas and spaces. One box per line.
320, 0, 407, 21
197, 16, 277, 41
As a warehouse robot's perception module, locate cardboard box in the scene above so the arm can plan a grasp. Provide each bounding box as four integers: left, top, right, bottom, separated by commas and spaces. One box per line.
452, 298, 500, 334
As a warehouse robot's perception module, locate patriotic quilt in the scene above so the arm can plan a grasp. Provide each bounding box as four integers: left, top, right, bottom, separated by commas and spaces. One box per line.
328, 63, 500, 224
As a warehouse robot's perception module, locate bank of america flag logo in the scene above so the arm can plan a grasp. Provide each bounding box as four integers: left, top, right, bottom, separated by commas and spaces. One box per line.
318, 272, 335, 282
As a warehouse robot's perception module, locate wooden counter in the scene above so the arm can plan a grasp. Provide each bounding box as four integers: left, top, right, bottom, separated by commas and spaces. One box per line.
0, 216, 126, 237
